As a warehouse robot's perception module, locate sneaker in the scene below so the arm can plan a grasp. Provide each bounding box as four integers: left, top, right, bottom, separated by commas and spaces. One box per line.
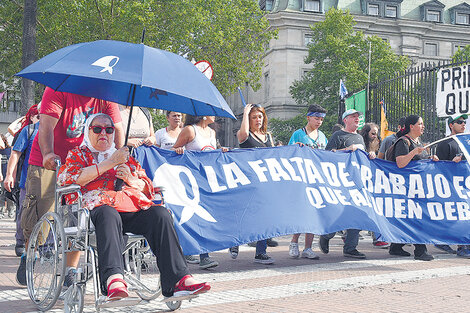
229, 246, 239, 259
185, 255, 199, 264
254, 253, 274, 264
199, 257, 218, 269
414, 252, 434, 261
16, 255, 27, 286
343, 249, 366, 259
301, 248, 319, 260
289, 242, 300, 258
319, 236, 330, 254
389, 248, 411, 257
63, 268, 76, 287
434, 244, 456, 254
373, 241, 390, 248
15, 244, 25, 257
456, 248, 470, 258
266, 238, 279, 247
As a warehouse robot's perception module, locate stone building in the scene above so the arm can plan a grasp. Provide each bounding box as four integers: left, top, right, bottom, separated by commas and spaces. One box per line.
221, 0, 470, 147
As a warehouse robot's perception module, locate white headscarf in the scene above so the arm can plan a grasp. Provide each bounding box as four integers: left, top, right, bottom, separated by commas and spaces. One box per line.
80, 113, 117, 163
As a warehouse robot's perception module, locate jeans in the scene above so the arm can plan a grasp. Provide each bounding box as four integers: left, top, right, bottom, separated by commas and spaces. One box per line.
255, 240, 267, 256
321, 229, 360, 253
15, 188, 26, 245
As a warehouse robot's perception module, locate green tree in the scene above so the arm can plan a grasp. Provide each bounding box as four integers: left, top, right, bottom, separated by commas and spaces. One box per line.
452, 45, 470, 62
289, 8, 409, 133
0, 0, 275, 98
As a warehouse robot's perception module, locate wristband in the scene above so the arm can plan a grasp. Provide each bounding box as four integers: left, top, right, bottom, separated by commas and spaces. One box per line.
95, 164, 100, 176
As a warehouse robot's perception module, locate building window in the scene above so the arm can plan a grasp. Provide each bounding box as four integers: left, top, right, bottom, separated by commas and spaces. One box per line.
456, 12, 470, 25
304, 0, 320, 12
426, 10, 440, 22
385, 5, 397, 17
265, 0, 273, 11
368, 3, 379, 16
424, 43, 438, 56
304, 34, 313, 46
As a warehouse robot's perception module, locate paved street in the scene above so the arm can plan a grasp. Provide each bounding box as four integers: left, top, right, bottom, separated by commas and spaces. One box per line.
1, 216, 469, 313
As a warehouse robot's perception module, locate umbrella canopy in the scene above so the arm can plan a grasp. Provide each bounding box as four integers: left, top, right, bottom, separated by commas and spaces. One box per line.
16, 40, 235, 119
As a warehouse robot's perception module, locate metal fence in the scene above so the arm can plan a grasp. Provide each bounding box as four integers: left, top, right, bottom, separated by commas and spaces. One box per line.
0, 89, 21, 113
366, 59, 470, 144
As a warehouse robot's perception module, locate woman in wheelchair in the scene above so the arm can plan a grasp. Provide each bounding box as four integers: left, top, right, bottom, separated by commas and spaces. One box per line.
58, 113, 210, 301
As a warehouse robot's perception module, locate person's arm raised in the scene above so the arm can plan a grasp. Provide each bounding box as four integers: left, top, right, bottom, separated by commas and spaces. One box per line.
236, 104, 253, 144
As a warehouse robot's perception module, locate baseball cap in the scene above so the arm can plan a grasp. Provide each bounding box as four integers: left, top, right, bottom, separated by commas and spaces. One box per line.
342, 109, 363, 120
447, 113, 468, 126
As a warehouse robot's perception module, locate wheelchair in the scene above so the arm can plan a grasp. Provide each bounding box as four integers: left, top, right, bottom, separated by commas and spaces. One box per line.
25, 163, 184, 312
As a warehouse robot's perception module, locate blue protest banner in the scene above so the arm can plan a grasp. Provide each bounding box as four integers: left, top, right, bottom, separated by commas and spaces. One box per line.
134, 145, 470, 255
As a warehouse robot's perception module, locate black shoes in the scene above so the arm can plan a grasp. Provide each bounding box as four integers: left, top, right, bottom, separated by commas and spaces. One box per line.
319, 236, 329, 254
414, 252, 434, 261
389, 248, 411, 257
16, 255, 27, 286
266, 238, 278, 247
343, 249, 366, 259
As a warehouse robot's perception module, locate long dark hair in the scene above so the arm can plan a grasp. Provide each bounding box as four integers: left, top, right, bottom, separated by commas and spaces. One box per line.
359, 123, 381, 153
184, 115, 205, 126
396, 115, 421, 138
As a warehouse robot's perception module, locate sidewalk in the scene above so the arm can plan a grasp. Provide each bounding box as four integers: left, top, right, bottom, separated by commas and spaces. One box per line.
1, 216, 469, 312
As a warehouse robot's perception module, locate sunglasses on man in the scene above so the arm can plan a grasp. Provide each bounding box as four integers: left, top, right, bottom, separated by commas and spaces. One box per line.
90, 126, 115, 134
453, 120, 466, 125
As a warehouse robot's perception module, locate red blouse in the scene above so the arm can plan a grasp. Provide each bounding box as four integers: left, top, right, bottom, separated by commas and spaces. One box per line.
57, 146, 155, 212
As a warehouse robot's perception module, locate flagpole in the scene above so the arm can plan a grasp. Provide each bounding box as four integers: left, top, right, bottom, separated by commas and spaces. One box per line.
366, 41, 372, 112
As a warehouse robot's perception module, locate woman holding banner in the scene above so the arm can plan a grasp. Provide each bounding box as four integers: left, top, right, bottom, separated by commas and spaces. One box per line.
388, 114, 437, 261
230, 103, 276, 264
173, 114, 226, 269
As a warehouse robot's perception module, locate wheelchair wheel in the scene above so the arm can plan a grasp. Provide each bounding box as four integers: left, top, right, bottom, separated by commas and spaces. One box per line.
166, 300, 182, 311
64, 284, 84, 313
124, 239, 161, 301
26, 212, 66, 311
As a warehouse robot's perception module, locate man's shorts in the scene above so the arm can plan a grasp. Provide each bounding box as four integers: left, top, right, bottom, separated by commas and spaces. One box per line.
21, 165, 56, 241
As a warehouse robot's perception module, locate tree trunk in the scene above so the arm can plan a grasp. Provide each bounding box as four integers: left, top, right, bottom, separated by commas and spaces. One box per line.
21, 0, 37, 115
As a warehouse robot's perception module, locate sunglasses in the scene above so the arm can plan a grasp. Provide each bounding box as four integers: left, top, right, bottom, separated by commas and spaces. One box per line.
453, 120, 466, 125
90, 126, 115, 134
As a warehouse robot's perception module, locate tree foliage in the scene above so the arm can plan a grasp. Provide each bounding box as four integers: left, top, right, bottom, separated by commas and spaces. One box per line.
452, 45, 470, 62
0, 0, 276, 97
288, 8, 410, 133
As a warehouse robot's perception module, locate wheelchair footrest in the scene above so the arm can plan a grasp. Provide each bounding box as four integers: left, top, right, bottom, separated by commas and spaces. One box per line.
96, 296, 142, 308
162, 294, 197, 302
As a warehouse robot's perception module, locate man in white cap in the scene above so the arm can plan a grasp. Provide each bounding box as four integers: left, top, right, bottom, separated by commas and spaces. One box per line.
434, 114, 470, 257
319, 109, 371, 259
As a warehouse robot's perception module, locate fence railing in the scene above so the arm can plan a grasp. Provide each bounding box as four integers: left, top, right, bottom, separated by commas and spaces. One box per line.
0, 89, 21, 113
366, 59, 470, 144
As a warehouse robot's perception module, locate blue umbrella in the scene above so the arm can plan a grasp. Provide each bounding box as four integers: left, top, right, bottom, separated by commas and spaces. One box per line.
16, 40, 235, 119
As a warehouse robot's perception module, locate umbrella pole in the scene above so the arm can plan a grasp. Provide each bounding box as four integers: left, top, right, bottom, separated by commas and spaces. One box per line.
115, 84, 137, 191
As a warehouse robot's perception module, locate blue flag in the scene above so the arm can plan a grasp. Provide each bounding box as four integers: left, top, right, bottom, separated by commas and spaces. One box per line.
135, 145, 470, 255
339, 79, 348, 99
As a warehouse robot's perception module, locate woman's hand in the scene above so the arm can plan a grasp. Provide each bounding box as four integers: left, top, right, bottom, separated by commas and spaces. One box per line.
174, 147, 184, 154
142, 136, 156, 146
452, 154, 463, 163
412, 147, 425, 156
430, 155, 439, 161
368, 151, 376, 159
109, 147, 129, 166
221, 147, 229, 152
243, 104, 254, 116
115, 164, 133, 184
127, 138, 143, 148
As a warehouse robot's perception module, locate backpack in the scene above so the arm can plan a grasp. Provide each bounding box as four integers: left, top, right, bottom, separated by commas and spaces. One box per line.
385, 135, 411, 162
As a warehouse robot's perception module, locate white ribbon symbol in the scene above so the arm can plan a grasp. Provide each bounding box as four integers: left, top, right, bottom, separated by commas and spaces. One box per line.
153, 163, 217, 225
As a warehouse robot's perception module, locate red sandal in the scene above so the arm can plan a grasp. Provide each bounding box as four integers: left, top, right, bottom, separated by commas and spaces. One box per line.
106, 278, 129, 301
173, 275, 210, 297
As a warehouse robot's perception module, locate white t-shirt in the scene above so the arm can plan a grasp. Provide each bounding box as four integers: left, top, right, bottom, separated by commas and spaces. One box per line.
155, 127, 177, 149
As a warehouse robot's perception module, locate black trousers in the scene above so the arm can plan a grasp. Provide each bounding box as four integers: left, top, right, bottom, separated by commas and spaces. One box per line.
90, 205, 190, 297
390, 243, 427, 256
